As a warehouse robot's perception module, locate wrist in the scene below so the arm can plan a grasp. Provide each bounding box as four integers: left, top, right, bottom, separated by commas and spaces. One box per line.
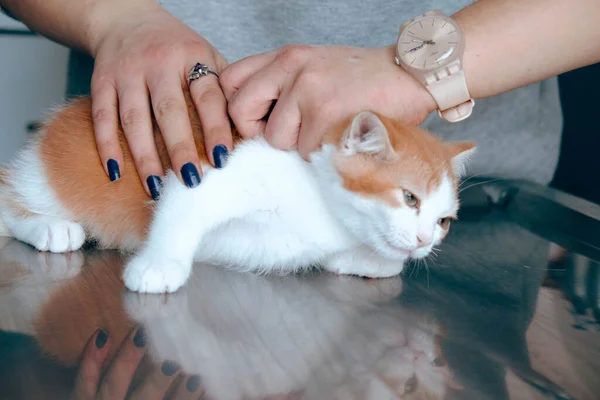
381, 45, 437, 119
450, 9, 481, 100
86, 0, 161, 56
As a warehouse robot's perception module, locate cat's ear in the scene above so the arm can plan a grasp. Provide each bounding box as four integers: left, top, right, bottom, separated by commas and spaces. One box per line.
447, 142, 476, 177
341, 111, 394, 159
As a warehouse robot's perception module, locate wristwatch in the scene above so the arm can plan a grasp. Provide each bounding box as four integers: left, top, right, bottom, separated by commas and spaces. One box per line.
394, 10, 474, 123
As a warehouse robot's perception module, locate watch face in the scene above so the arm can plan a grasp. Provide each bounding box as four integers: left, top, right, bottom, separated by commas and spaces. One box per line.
397, 16, 461, 70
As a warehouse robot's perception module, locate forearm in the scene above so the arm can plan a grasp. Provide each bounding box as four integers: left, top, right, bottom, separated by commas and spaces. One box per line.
454, 0, 600, 99
0, 0, 158, 54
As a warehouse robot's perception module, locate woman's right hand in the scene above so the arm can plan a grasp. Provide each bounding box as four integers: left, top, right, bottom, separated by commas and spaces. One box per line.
88, 2, 232, 197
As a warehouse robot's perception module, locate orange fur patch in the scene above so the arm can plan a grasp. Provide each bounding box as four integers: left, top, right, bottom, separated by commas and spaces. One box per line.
324, 113, 473, 207
38, 91, 241, 248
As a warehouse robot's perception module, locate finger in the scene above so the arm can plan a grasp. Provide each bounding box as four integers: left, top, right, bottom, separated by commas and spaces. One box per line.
72, 329, 110, 400
90, 78, 122, 182
219, 50, 278, 101
263, 91, 301, 151
117, 79, 165, 199
295, 112, 330, 160
169, 374, 205, 399
97, 325, 147, 400
189, 71, 233, 168
148, 73, 202, 188
227, 63, 288, 139
128, 360, 182, 400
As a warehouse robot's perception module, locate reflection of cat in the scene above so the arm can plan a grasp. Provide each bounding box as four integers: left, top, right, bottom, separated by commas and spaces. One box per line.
0, 241, 135, 366
122, 266, 461, 400
300, 303, 461, 400
0, 242, 460, 399
0, 238, 84, 336
373, 323, 462, 399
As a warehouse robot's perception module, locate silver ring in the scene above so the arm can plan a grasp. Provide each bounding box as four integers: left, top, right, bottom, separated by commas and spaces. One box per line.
188, 63, 219, 85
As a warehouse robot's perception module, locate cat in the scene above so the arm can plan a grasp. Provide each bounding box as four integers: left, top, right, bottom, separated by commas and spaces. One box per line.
0, 91, 475, 293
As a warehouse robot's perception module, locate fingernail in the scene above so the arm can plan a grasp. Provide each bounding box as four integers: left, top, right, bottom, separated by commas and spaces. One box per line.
186, 375, 201, 392
107, 159, 120, 182
212, 145, 229, 169
133, 326, 147, 348
146, 175, 163, 201
161, 360, 180, 376
181, 163, 201, 188
95, 329, 108, 349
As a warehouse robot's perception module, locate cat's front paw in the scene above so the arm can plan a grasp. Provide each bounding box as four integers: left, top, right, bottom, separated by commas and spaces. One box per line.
29, 218, 86, 253
324, 251, 406, 279
123, 252, 191, 293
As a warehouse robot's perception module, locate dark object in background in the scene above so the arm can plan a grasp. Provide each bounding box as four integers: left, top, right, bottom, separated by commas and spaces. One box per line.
551, 63, 600, 205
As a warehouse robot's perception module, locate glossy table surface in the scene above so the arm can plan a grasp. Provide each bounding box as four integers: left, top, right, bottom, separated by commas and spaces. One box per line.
0, 180, 599, 400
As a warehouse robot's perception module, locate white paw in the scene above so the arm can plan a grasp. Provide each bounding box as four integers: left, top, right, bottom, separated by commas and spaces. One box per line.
324, 252, 406, 279
29, 219, 85, 253
123, 252, 191, 293
123, 289, 187, 321
38, 251, 84, 280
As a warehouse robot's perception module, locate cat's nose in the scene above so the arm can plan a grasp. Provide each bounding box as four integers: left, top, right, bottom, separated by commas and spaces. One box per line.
416, 233, 432, 248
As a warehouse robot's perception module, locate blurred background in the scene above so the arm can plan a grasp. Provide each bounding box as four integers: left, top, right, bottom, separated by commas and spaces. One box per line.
1, 12, 599, 205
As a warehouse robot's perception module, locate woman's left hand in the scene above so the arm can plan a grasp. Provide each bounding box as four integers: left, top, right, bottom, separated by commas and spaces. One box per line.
220, 45, 437, 158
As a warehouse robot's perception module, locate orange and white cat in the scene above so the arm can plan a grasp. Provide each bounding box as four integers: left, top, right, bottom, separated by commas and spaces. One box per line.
0, 95, 475, 293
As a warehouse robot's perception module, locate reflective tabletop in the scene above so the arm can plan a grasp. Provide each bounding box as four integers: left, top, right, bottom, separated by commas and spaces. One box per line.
0, 180, 599, 400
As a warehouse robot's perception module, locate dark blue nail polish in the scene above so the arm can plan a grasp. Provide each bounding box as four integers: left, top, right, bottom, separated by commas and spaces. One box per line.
181, 163, 201, 188
161, 360, 180, 376
146, 175, 163, 201
212, 144, 229, 169
186, 375, 201, 392
107, 159, 120, 182
133, 327, 147, 348
95, 329, 108, 349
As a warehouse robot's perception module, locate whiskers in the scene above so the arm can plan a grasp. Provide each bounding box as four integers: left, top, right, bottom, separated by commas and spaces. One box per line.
458, 173, 501, 194
409, 247, 443, 289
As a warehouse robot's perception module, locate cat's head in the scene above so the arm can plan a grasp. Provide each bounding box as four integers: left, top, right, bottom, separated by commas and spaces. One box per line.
375, 332, 461, 399
315, 111, 475, 261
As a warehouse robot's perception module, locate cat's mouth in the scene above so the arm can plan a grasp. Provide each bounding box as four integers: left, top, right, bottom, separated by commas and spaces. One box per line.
381, 236, 412, 257
371, 225, 413, 258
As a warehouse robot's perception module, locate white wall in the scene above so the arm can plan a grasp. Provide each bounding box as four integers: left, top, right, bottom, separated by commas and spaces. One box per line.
0, 13, 69, 163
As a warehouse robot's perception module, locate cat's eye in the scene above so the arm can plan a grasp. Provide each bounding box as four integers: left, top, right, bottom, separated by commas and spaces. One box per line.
403, 190, 419, 209
404, 375, 418, 394
438, 217, 452, 229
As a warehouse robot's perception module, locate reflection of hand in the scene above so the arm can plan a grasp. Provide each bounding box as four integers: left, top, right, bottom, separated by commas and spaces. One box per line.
71, 326, 204, 399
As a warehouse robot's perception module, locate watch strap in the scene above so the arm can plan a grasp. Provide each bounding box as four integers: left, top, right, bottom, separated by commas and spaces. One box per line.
425, 68, 474, 123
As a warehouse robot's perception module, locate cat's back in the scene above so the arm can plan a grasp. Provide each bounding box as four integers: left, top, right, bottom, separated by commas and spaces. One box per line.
9, 95, 209, 249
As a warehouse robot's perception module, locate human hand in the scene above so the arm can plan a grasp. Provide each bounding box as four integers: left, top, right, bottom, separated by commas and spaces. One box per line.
88, 2, 232, 196
220, 45, 437, 158
71, 326, 204, 399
